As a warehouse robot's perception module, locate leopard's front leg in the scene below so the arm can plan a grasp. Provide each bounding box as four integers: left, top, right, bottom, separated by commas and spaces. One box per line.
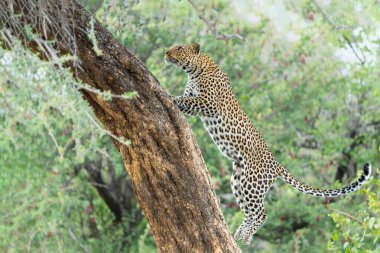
173, 95, 217, 117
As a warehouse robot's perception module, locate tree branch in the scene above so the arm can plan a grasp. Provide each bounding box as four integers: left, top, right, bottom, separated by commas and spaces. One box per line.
343, 35, 365, 65
83, 158, 123, 223
312, 0, 366, 65
327, 207, 365, 225
312, 0, 354, 31
187, 0, 243, 41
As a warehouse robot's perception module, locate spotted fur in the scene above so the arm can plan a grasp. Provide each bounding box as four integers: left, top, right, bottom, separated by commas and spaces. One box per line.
165, 43, 372, 244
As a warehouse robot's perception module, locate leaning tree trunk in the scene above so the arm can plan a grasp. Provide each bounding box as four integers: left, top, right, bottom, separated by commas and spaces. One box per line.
0, 0, 240, 252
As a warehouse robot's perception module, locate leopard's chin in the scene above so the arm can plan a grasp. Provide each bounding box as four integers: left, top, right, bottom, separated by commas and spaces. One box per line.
165, 56, 179, 66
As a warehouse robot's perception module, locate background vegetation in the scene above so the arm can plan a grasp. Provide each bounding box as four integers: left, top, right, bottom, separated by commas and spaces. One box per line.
1, 0, 379, 252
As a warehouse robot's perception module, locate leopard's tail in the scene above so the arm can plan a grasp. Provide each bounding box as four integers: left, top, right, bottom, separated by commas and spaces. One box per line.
278, 163, 371, 197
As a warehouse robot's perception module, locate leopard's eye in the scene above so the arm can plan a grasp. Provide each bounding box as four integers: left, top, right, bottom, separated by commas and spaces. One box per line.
176, 46, 183, 51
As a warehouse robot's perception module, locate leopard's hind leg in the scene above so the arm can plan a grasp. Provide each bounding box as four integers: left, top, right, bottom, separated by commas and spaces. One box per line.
231, 161, 252, 240
242, 207, 267, 244
234, 166, 276, 243
231, 162, 246, 210
233, 215, 256, 241
233, 202, 266, 242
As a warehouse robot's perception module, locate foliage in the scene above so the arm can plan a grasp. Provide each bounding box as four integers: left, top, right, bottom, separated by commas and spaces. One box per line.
0, 42, 152, 252
327, 170, 380, 252
1, 0, 379, 252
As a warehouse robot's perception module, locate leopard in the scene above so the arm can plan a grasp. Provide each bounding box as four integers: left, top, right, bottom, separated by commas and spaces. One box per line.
164, 43, 372, 245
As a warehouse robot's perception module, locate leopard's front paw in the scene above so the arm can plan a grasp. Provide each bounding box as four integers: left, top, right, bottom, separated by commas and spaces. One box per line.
172, 96, 182, 106
163, 92, 175, 101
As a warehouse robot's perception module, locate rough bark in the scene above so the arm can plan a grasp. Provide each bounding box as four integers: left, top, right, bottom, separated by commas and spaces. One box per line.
0, 0, 240, 252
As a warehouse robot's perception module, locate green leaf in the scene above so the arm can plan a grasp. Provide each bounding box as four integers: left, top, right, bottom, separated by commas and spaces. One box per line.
368, 217, 375, 229
332, 232, 339, 241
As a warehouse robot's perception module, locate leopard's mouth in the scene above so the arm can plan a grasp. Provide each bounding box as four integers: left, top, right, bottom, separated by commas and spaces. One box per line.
165, 55, 179, 65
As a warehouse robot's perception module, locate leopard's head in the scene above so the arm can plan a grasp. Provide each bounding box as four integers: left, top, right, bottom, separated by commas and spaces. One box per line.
165, 43, 200, 68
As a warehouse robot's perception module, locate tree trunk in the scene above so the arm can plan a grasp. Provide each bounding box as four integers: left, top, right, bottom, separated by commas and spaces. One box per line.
0, 0, 240, 252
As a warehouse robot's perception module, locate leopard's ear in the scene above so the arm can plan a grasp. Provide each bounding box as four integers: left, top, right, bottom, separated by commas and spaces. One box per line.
193, 43, 200, 55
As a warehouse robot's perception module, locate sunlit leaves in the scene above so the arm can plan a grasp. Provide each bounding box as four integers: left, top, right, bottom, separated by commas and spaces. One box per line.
327, 175, 380, 252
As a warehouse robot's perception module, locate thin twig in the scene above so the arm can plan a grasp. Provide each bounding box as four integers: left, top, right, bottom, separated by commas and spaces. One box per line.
328, 207, 365, 225
343, 35, 365, 65
0, 29, 14, 48
187, 0, 243, 41
31, 109, 64, 159
83, 108, 131, 147
43, 120, 64, 158
68, 228, 91, 253
28, 231, 38, 252
74, 82, 137, 100
312, 0, 366, 65
312, 0, 354, 30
